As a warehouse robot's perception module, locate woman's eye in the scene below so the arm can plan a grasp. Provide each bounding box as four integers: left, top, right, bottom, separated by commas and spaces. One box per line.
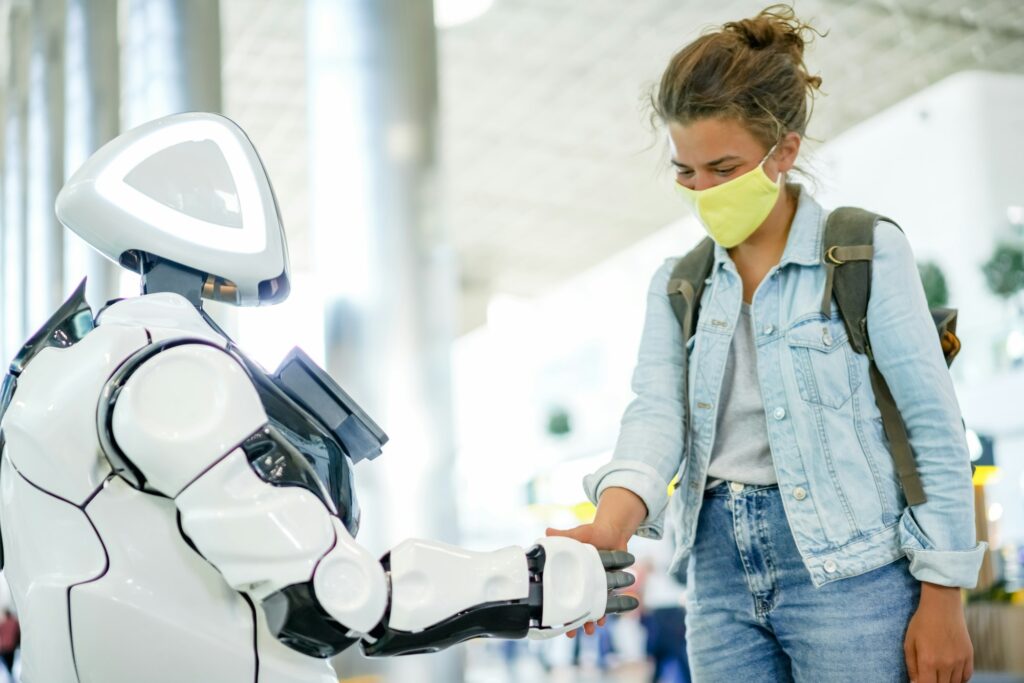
674, 167, 693, 177
715, 167, 738, 176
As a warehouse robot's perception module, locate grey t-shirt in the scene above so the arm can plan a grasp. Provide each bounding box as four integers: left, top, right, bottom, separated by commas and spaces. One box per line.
705, 302, 777, 489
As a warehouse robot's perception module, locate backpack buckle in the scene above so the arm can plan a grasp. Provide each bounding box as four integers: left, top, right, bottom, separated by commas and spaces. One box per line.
825, 246, 846, 266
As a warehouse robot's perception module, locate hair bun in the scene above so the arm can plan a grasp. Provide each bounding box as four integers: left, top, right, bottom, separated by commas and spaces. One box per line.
728, 17, 785, 50
724, 4, 819, 59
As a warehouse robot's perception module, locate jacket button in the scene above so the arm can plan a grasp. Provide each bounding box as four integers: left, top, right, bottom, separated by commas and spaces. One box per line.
823, 331, 833, 347
773, 407, 786, 420
763, 324, 775, 336
730, 482, 745, 493
824, 560, 838, 574
793, 487, 807, 501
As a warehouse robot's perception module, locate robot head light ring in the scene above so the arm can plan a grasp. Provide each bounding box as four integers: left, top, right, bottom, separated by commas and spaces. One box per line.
94, 119, 268, 256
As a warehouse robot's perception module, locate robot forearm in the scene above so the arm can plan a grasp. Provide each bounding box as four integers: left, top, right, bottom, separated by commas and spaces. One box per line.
347, 537, 637, 657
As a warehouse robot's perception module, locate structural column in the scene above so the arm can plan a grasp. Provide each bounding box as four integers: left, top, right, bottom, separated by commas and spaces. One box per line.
307, 0, 461, 679
63, 0, 121, 308
25, 0, 67, 332
63, 0, 121, 309
3, 4, 32, 359
122, 0, 221, 127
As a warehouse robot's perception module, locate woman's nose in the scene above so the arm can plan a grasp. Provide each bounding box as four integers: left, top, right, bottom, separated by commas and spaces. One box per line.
692, 174, 718, 191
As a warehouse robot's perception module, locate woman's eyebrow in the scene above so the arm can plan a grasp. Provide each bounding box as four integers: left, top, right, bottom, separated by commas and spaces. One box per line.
671, 154, 742, 168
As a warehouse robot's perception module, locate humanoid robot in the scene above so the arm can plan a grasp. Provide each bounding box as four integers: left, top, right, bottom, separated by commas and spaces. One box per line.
0, 113, 637, 683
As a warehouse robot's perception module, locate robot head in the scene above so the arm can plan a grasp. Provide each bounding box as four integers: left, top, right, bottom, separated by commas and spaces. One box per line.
56, 112, 290, 306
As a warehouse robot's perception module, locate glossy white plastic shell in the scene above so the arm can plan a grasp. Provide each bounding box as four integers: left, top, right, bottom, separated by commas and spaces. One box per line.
56, 112, 289, 306
387, 539, 529, 633
110, 343, 267, 497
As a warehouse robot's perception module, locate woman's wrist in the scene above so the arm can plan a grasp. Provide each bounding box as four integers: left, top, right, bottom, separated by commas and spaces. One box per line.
594, 486, 648, 546
919, 582, 964, 606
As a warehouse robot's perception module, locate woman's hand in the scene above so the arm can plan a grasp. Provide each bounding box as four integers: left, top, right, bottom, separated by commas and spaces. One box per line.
904, 582, 973, 683
545, 520, 632, 638
546, 486, 646, 637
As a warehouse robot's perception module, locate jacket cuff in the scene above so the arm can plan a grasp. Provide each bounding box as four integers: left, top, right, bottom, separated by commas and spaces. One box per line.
583, 460, 669, 540
899, 513, 988, 588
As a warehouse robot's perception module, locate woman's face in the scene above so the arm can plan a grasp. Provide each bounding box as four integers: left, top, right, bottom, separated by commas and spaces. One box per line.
667, 117, 799, 191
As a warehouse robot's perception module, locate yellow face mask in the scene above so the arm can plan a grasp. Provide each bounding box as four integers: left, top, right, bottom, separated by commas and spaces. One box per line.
675, 146, 782, 248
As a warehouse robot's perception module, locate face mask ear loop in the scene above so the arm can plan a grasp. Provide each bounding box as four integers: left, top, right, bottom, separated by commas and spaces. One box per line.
761, 140, 784, 186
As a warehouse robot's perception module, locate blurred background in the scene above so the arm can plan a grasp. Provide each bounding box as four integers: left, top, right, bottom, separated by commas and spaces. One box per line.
1, 0, 1024, 681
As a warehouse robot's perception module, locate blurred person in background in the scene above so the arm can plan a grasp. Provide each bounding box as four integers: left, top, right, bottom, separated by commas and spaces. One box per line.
548, 5, 983, 682
634, 546, 690, 683
0, 577, 16, 682
0, 609, 17, 680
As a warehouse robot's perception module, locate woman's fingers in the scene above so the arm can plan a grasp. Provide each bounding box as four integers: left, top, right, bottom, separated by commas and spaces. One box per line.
545, 526, 590, 544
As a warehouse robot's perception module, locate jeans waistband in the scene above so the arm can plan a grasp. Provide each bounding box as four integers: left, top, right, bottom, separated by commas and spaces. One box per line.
704, 481, 780, 499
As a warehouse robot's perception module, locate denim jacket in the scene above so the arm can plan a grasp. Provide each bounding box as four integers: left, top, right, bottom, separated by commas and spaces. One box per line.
584, 185, 986, 588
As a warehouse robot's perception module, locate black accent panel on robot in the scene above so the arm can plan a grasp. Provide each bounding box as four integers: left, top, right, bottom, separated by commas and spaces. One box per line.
7, 279, 95, 378
228, 346, 372, 539
261, 583, 360, 658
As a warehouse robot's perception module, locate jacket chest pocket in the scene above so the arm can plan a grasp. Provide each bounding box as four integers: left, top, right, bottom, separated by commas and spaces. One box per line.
786, 318, 860, 409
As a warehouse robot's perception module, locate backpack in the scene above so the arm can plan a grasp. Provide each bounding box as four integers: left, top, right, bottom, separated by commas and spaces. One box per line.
666, 207, 962, 507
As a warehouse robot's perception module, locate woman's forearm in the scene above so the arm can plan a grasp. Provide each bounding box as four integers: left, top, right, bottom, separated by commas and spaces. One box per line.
594, 486, 649, 544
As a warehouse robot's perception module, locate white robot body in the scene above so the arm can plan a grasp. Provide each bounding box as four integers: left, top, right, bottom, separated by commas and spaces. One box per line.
0, 113, 637, 682
0, 296, 329, 683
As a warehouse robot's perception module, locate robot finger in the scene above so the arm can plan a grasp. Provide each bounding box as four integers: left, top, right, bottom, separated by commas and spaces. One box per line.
598, 549, 635, 570
605, 570, 636, 591
605, 595, 640, 615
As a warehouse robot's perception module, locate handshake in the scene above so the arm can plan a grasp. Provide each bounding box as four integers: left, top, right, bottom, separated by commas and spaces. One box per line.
524, 536, 639, 640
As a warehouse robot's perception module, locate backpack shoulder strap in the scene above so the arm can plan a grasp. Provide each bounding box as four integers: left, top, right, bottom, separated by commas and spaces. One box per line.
823, 208, 927, 506
821, 207, 890, 354
666, 237, 715, 470
666, 237, 715, 344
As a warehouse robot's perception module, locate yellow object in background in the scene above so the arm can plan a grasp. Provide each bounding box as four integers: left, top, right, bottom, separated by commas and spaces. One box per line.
572, 501, 597, 522
973, 465, 1001, 487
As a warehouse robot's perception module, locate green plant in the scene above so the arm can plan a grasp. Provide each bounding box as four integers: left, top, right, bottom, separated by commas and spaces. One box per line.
982, 243, 1024, 299
918, 261, 949, 309
546, 407, 571, 436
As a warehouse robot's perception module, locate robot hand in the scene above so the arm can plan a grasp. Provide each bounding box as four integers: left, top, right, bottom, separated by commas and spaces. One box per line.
359, 536, 638, 656
525, 537, 638, 640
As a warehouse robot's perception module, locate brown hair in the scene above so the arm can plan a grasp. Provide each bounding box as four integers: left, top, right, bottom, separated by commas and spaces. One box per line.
653, 4, 824, 149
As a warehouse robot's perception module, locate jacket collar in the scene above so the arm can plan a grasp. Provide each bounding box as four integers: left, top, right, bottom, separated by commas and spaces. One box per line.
713, 183, 824, 269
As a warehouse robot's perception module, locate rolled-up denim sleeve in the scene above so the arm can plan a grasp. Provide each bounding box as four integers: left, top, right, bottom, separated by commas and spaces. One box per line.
583, 259, 686, 540
868, 222, 987, 588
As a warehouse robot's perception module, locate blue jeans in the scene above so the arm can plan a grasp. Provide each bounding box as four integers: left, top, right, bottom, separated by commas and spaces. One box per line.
684, 482, 921, 682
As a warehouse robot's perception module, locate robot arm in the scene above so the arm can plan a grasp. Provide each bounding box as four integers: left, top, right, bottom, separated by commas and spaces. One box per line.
104, 340, 389, 655
103, 340, 636, 660
361, 536, 637, 657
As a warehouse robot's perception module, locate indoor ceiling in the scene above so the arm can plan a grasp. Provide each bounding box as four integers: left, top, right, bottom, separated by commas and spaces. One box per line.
221, 0, 1024, 332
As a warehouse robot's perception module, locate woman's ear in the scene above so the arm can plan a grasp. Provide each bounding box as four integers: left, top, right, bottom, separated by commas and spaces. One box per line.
774, 131, 802, 173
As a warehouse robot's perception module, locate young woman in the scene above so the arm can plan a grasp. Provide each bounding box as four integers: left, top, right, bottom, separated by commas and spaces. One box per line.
547, 6, 984, 682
